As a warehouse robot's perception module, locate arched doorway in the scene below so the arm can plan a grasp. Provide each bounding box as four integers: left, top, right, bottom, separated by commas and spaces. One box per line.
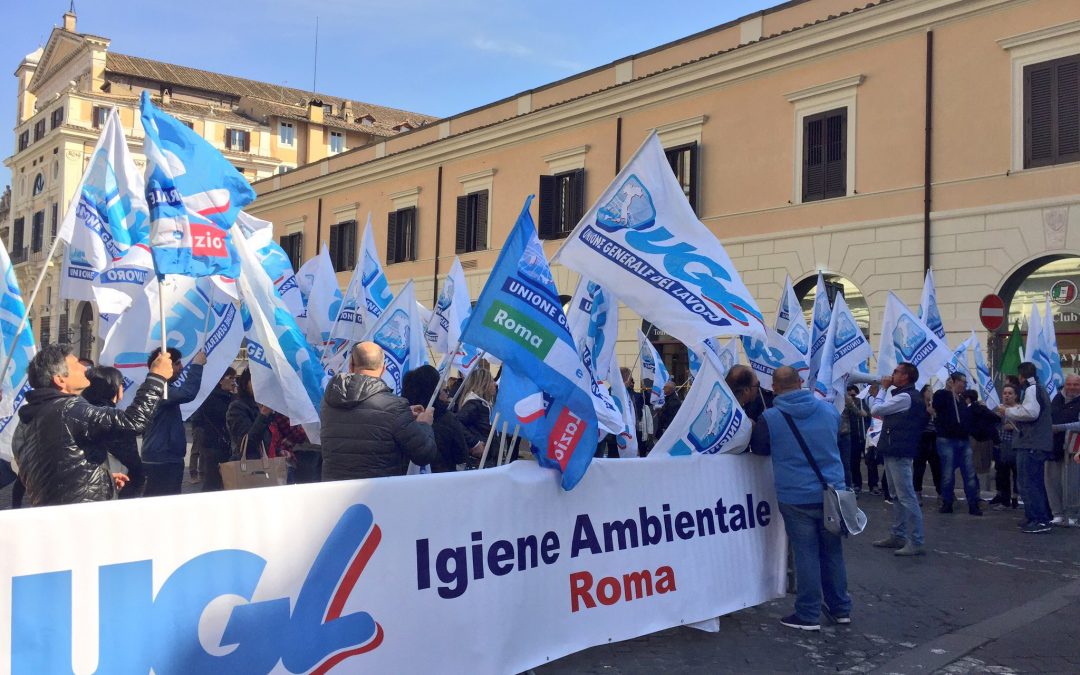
77, 302, 95, 361
997, 255, 1080, 375
793, 274, 871, 336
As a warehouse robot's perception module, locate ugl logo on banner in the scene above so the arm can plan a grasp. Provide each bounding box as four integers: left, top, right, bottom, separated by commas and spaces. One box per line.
11, 505, 384, 674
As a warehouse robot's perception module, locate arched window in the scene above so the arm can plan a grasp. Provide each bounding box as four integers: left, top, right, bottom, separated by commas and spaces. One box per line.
1000, 255, 1080, 373
794, 274, 870, 335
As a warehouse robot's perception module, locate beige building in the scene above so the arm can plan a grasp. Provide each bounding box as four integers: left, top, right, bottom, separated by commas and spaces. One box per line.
250, 0, 1080, 382
4, 8, 435, 359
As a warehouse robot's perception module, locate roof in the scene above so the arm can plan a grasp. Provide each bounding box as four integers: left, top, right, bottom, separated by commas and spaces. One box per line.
104, 52, 437, 133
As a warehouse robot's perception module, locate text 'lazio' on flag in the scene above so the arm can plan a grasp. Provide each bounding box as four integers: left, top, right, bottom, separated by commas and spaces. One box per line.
458, 197, 601, 490
0, 241, 37, 461
140, 91, 253, 278
647, 350, 751, 458
552, 132, 765, 346
58, 106, 150, 314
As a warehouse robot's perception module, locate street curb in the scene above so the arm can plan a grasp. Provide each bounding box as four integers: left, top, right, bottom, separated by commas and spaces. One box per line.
869, 578, 1080, 673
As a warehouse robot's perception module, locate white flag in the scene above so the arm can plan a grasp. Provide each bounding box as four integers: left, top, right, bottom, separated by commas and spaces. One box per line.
806, 273, 830, 388
366, 280, 429, 394
775, 274, 810, 356
426, 257, 472, 355
566, 277, 619, 385
1043, 297, 1065, 398
877, 292, 950, 389
0, 242, 37, 461
607, 358, 639, 458
972, 334, 1000, 408
742, 326, 810, 392
647, 351, 751, 457
638, 330, 669, 406
237, 211, 305, 320
813, 292, 872, 410
360, 217, 394, 328
918, 268, 946, 340
297, 245, 342, 352
553, 133, 764, 345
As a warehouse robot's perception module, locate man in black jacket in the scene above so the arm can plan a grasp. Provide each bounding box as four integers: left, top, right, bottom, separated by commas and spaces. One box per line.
13, 344, 173, 507
932, 372, 982, 515
655, 380, 682, 440
190, 367, 237, 491
320, 342, 437, 481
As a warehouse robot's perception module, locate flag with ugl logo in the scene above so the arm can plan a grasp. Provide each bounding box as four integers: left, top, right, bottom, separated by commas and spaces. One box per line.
918, 268, 946, 340
806, 273, 831, 390
877, 292, 950, 389
972, 334, 1000, 408
775, 274, 810, 356
647, 351, 751, 457
566, 277, 619, 385
552, 132, 764, 346
812, 292, 871, 410
140, 91, 253, 278
742, 326, 810, 392
364, 280, 429, 395
360, 217, 394, 328
459, 197, 600, 490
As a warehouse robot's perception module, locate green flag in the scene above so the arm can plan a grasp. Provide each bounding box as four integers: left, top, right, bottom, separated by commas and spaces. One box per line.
999, 321, 1023, 376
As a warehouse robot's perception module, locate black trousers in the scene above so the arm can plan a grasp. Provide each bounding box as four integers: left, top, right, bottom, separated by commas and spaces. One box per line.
142, 462, 184, 497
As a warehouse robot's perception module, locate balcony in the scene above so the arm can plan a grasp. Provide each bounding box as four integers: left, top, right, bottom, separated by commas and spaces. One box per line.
10, 247, 29, 265
30, 249, 48, 263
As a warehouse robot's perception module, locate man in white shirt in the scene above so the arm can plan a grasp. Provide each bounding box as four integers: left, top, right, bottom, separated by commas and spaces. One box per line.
996, 362, 1054, 534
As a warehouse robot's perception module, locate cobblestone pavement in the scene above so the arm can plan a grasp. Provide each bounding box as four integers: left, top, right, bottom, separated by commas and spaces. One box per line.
537, 492, 1080, 675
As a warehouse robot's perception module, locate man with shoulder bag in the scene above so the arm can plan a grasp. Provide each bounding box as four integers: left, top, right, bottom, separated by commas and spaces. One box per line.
749, 366, 854, 632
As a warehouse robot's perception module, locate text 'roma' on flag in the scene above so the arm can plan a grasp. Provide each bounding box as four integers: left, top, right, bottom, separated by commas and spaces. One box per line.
552, 132, 765, 346
140, 91, 253, 278
458, 196, 601, 490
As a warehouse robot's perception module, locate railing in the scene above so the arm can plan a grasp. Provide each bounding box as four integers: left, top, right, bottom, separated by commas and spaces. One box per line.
10, 247, 29, 264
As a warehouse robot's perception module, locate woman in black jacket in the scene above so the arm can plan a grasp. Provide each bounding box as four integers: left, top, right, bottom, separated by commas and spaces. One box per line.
82, 366, 145, 499
190, 367, 236, 491
403, 365, 469, 472
456, 368, 504, 468
226, 369, 272, 460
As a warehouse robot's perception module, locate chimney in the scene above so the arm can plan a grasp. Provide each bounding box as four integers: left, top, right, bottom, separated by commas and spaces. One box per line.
161, 88, 171, 105
342, 100, 354, 123
308, 99, 324, 124
63, 5, 77, 32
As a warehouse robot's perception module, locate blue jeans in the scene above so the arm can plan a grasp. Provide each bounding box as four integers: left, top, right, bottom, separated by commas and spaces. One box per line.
884, 457, 924, 545
1016, 449, 1052, 524
778, 503, 852, 622
936, 437, 980, 507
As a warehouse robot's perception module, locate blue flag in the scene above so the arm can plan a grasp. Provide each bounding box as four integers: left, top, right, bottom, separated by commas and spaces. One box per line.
0, 242, 36, 461
140, 92, 253, 278
459, 197, 599, 490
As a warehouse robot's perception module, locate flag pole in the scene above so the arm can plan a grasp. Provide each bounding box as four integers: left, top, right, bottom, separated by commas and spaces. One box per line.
505, 423, 521, 466
496, 420, 510, 466
202, 283, 216, 335
0, 233, 67, 387
477, 412, 500, 470
159, 275, 169, 400
446, 348, 485, 411
426, 338, 462, 409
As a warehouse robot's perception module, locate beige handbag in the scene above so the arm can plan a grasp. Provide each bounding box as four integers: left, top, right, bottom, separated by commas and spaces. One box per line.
219, 435, 288, 490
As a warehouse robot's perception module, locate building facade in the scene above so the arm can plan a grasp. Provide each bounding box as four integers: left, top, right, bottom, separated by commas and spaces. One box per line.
249, 0, 1080, 382
4, 9, 435, 359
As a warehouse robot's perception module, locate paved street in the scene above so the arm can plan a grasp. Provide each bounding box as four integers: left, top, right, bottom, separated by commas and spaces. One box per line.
538, 491, 1080, 675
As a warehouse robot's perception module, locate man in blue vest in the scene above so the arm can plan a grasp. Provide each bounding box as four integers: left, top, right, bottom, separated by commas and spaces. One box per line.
998, 362, 1054, 533
750, 366, 851, 631
870, 362, 928, 556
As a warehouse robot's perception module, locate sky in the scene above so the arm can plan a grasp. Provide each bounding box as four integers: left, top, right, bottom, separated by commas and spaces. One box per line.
0, 0, 779, 188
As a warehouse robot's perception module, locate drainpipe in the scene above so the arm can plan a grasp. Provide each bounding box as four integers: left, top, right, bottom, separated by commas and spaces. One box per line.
315, 197, 323, 253
433, 165, 443, 306
923, 31, 934, 273
615, 116, 623, 173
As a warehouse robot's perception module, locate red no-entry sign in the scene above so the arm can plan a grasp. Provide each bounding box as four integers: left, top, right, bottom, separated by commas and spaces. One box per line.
980, 294, 1005, 331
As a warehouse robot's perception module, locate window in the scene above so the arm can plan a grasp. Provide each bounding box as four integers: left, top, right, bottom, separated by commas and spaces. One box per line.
50, 107, 64, 129
50, 203, 58, 240
801, 108, 847, 202
279, 232, 303, 271
39, 322, 50, 348
328, 220, 357, 271
538, 169, 585, 239
276, 165, 293, 175
32, 173, 44, 196
92, 106, 109, 129
225, 128, 250, 152
455, 190, 489, 254
18, 130, 29, 151
279, 121, 295, 146
329, 131, 345, 154
323, 103, 334, 116
387, 207, 418, 264
58, 313, 69, 343
1024, 54, 1080, 169
664, 143, 698, 213
31, 211, 45, 253
12, 217, 24, 253
33, 119, 46, 141
180, 119, 194, 130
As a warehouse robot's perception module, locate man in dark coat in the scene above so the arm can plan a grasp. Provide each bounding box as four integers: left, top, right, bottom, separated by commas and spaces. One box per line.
656, 380, 682, 440
140, 346, 205, 497
13, 344, 173, 507
320, 342, 437, 481
189, 367, 236, 491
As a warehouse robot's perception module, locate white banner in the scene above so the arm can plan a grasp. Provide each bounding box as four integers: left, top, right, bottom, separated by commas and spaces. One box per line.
0, 455, 785, 675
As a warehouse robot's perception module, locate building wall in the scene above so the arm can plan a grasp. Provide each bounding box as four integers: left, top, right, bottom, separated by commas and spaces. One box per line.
251, 0, 1080, 370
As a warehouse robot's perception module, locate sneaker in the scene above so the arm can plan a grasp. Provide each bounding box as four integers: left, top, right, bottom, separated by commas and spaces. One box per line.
1021, 522, 1052, 534
873, 535, 907, 549
894, 542, 926, 556
780, 614, 820, 631
884, 498, 894, 505
969, 506, 983, 516
822, 606, 852, 625
1068, 518, 1079, 527
988, 495, 1005, 506
870, 488, 882, 496
939, 503, 953, 514
1051, 516, 1066, 526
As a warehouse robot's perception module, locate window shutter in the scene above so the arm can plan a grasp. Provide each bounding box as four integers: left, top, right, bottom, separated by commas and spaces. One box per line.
803, 116, 825, 201
1057, 59, 1079, 162
475, 191, 489, 251
1025, 64, 1053, 167
329, 224, 340, 270
347, 221, 358, 270
408, 208, 419, 261
824, 109, 847, 198
455, 196, 468, 254
571, 169, 586, 227
225, 129, 233, 150
387, 211, 399, 264
537, 175, 557, 238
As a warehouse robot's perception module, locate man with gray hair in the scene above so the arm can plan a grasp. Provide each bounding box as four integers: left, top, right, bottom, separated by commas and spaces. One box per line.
750, 366, 851, 631
1048, 373, 1080, 526
13, 343, 173, 506
320, 341, 437, 481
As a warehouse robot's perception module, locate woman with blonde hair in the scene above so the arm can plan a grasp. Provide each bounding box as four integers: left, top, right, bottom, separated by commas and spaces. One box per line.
455, 367, 498, 468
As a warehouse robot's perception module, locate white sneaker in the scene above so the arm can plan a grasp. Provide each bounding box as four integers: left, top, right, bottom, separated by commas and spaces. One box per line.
1068, 518, 1079, 527
1050, 516, 1066, 526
